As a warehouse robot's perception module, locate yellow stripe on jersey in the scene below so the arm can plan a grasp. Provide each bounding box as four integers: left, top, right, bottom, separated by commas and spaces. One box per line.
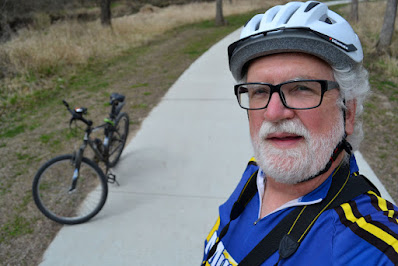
341, 202, 398, 254
368, 191, 398, 224
223, 249, 238, 266
206, 217, 220, 242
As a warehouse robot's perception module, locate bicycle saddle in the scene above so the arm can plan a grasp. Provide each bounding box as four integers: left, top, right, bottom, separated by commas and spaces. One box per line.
110, 93, 125, 104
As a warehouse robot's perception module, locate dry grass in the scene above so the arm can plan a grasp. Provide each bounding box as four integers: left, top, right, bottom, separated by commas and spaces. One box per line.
0, 0, 282, 101
342, 1, 398, 80
2, 0, 397, 89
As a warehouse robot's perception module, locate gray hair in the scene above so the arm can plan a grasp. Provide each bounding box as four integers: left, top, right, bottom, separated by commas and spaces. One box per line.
333, 64, 370, 152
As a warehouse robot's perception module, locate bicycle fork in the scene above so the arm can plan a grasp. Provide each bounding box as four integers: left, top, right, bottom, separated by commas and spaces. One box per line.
103, 127, 120, 186
69, 146, 85, 193
69, 168, 79, 193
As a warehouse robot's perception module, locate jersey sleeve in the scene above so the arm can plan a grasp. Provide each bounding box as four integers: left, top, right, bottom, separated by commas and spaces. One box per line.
333, 192, 398, 265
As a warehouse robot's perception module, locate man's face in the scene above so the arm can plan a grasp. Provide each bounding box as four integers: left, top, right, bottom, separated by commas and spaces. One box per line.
247, 53, 353, 184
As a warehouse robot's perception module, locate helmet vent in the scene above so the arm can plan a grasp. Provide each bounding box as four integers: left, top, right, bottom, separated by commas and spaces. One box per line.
284, 12, 296, 24
254, 21, 260, 31
304, 2, 320, 12
324, 17, 333, 24
283, 6, 300, 24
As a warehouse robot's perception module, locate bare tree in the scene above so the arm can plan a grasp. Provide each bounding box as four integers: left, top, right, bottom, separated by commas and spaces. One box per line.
215, 0, 225, 26
0, 0, 12, 41
100, 0, 111, 26
376, 0, 397, 54
351, 0, 359, 22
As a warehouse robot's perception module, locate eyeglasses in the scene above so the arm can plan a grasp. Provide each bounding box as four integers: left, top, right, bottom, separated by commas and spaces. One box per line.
234, 80, 339, 110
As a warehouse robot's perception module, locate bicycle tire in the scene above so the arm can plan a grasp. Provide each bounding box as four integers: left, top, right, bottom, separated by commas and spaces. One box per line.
32, 154, 108, 225
107, 112, 129, 167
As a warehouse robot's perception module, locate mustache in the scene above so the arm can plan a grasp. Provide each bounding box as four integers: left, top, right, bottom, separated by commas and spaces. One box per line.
258, 119, 310, 140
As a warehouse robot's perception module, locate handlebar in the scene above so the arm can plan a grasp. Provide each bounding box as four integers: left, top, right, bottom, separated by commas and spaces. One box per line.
62, 99, 70, 109
62, 99, 93, 127
62, 93, 125, 126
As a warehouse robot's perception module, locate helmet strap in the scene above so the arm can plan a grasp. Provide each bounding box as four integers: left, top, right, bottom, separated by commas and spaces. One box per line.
303, 135, 352, 182
300, 101, 352, 183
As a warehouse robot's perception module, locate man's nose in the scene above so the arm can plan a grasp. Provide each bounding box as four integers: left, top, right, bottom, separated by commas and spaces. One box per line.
263, 93, 295, 122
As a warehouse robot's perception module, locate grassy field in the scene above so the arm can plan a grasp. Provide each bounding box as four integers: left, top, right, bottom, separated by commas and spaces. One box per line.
0, 0, 397, 264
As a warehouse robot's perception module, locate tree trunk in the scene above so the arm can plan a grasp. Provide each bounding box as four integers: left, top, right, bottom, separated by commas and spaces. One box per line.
351, 0, 359, 22
0, 13, 12, 42
215, 0, 225, 26
100, 0, 111, 26
376, 0, 397, 54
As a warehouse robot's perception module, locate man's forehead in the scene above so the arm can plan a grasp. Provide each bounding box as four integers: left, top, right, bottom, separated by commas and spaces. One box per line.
246, 52, 334, 82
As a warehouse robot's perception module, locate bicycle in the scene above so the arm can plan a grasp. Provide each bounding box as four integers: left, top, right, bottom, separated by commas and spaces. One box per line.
32, 93, 129, 225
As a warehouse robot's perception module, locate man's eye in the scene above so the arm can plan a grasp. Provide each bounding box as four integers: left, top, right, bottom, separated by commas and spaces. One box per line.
252, 87, 269, 95
296, 86, 312, 91
290, 85, 316, 94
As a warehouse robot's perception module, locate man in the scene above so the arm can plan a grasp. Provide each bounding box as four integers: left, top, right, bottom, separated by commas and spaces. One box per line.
202, 1, 398, 265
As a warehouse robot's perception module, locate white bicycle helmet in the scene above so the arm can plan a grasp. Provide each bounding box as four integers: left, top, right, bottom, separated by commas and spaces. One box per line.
228, 1, 363, 81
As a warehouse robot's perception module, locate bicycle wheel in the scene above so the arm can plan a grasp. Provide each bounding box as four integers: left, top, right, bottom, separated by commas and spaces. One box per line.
32, 154, 108, 224
108, 112, 129, 167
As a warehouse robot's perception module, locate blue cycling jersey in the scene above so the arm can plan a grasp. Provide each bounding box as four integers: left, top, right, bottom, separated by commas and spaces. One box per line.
203, 155, 398, 265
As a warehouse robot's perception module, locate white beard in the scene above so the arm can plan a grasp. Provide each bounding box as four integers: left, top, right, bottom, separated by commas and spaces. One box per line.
252, 116, 345, 184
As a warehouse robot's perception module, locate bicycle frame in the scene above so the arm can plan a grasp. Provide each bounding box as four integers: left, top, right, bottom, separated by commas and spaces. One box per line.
63, 94, 125, 190
69, 122, 114, 191
110, 100, 125, 120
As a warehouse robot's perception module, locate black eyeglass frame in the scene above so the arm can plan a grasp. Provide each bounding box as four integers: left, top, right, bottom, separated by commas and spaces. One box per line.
234, 79, 340, 110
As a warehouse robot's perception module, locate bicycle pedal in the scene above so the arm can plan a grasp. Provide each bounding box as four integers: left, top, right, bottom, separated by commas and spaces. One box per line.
107, 173, 119, 186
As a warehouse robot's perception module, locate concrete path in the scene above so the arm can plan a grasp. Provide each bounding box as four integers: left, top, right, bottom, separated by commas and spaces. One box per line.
40, 27, 393, 266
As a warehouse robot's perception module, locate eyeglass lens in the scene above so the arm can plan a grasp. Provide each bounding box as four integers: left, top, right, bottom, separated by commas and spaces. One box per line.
237, 81, 324, 110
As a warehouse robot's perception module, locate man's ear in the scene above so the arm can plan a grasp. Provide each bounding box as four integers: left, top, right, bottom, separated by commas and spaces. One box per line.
345, 99, 356, 136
